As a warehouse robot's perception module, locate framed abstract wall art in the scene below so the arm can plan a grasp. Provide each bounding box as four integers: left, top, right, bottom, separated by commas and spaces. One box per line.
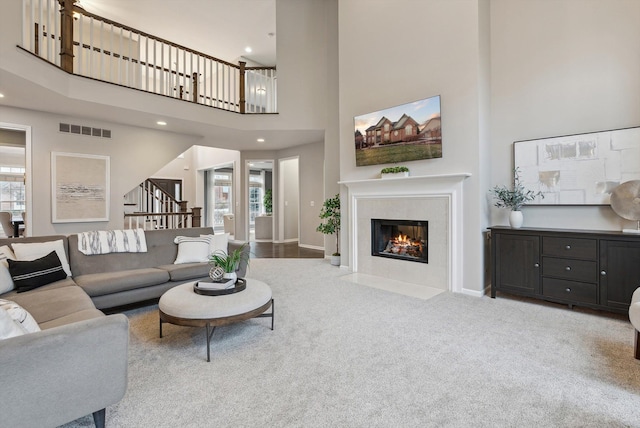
513, 126, 640, 205
354, 95, 442, 167
51, 152, 110, 222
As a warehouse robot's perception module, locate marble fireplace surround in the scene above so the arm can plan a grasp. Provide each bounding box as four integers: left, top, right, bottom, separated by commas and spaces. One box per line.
340, 173, 470, 293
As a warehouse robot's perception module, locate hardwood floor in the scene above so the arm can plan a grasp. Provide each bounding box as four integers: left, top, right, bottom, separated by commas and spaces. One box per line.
249, 241, 324, 259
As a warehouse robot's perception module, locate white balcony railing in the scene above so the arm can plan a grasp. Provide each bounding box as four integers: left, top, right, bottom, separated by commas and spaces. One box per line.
21, 0, 277, 114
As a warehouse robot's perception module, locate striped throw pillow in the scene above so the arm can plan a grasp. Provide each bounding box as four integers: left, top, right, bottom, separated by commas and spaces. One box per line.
7, 251, 67, 293
173, 236, 212, 264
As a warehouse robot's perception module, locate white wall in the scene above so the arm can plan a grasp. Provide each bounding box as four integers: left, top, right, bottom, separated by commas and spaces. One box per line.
338, 0, 489, 293
279, 157, 299, 241
490, 0, 640, 231
0, 106, 201, 236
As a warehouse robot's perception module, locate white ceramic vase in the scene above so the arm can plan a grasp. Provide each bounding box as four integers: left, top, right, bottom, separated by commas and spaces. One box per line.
330, 255, 341, 266
223, 271, 238, 282
509, 210, 523, 228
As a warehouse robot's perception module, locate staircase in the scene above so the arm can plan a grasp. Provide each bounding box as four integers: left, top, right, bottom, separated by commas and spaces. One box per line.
124, 179, 201, 230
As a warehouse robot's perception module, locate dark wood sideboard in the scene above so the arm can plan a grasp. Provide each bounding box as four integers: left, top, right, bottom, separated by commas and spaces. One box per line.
490, 226, 640, 314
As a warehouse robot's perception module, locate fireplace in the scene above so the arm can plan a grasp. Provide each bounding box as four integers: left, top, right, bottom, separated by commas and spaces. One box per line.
371, 219, 428, 263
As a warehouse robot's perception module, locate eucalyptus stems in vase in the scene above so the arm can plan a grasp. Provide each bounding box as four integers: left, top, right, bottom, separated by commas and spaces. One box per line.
490, 167, 543, 228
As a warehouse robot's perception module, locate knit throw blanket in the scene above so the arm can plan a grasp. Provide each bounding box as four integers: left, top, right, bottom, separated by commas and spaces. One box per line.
77, 229, 147, 255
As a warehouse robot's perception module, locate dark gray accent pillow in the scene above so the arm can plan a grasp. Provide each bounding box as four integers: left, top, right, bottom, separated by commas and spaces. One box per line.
7, 251, 67, 293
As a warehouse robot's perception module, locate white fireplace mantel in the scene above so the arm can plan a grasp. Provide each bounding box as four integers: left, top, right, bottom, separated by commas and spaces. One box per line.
340, 172, 471, 293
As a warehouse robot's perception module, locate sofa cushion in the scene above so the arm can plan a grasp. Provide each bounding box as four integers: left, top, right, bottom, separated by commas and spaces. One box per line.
0, 299, 40, 333
11, 239, 72, 277
38, 308, 105, 330
0, 307, 26, 339
74, 268, 170, 297
8, 251, 67, 293
173, 236, 211, 264
157, 262, 210, 282
67, 227, 214, 277
0, 245, 15, 294
9, 285, 96, 325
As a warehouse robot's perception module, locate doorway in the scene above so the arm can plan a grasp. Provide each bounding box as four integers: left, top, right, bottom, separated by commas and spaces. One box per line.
204, 164, 234, 235
246, 160, 273, 242
0, 124, 30, 237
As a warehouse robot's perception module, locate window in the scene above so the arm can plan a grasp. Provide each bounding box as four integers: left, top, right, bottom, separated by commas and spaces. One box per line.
204, 168, 233, 231
249, 172, 264, 225
0, 167, 25, 216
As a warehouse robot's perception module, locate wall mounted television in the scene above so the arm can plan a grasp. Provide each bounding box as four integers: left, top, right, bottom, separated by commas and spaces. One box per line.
354, 95, 442, 167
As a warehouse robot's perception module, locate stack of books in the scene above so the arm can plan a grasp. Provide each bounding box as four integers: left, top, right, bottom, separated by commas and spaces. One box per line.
196, 277, 236, 290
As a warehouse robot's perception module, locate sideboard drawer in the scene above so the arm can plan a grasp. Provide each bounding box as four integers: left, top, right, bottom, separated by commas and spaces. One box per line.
542, 278, 597, 304
542, 237, 597, 259
542, 257, 597, 282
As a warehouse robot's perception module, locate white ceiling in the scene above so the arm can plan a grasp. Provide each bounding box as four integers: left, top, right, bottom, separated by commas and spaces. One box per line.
77, 0, 277, 66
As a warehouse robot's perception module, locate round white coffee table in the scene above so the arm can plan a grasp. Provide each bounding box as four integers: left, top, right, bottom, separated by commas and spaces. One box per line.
159, 279, 274, 361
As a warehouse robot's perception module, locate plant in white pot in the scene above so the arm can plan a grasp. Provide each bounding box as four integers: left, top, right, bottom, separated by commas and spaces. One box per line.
316, 193, 341, 266
208, 244, 249, 282
381, 166, 409, 179
490, 168, 543, 228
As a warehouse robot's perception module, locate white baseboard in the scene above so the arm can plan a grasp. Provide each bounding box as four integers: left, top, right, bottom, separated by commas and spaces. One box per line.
461, 285, 490, 298
299, 243, 325, 251
253, 239, 273, 243
273, 238, 298, 244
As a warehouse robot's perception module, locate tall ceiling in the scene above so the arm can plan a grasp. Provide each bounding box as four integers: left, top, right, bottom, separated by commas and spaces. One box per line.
77, 0, 277, 66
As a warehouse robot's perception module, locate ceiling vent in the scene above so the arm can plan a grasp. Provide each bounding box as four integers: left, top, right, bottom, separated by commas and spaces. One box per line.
59, 123, 111, 139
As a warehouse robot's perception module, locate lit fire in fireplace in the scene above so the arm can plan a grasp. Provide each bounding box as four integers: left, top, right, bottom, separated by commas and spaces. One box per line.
383, 233, 425, 258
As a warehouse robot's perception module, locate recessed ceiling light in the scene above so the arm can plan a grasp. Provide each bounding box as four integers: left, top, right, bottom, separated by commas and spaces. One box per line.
0, 93, 5, 98
245, 47, 252, 53
156, 121, 167, 126
257, 138, 265, 143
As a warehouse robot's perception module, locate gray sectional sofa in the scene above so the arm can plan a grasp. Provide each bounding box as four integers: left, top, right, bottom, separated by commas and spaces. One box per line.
0, 227, 248, 428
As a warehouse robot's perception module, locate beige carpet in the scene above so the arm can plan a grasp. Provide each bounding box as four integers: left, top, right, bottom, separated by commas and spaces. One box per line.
61, 258, 640, 427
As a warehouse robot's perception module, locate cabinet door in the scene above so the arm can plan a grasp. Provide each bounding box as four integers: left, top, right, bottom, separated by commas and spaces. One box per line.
493, 233, 540, 296
600, 240, 640, 311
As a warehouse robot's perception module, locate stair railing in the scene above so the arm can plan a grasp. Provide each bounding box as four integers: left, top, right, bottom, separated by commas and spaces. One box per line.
21, 0, 277, 114
124, 179, 201, 230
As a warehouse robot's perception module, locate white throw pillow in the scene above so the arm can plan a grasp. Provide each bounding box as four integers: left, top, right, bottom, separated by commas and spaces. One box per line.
173, 236, 212, 264
0, 307, 26, 340
201, 233, 229, 256
12, 239, 72, 277
0, 245, 16, 294
0, 299, 40, 333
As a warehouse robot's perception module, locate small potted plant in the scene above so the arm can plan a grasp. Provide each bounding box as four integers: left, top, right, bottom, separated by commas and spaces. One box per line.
381, 166, 409, 179
208, 244, 249, 282
263, 189, 273, 215
490, 167, 543, 228
316, 193, 341, 266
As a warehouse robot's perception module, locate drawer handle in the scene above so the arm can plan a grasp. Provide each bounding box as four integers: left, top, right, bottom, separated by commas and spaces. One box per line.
534, 263, 539, 268
565, 266, 571, 271
601, 271, 607, 276
565, 288, 571, 293
565, 245, 571, 250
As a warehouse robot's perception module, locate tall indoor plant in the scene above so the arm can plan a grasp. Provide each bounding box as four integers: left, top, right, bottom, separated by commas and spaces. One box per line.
490, 167, 543, 228
263, 189, 273, 215
316, 193, 341, 266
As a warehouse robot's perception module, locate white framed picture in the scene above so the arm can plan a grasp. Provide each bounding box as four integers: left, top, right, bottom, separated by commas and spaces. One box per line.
514, 126, 640, 205
51, 152, 110, 223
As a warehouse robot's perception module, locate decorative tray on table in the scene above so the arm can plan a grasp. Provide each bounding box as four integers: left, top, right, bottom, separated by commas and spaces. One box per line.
193, 278, 246, 296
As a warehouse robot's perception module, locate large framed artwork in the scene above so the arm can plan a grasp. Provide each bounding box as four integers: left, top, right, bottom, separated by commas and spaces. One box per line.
354, 95, 442, 167
51, 152, 110, 222
514, 126, 640, 205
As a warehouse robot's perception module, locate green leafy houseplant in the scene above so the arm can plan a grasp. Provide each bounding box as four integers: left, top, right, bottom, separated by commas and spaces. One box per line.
491, 168, 543, 211
316, 194, 341, 256
208, 244, 249, 273
263, 189, 273, 215
381, 166, 409, 174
